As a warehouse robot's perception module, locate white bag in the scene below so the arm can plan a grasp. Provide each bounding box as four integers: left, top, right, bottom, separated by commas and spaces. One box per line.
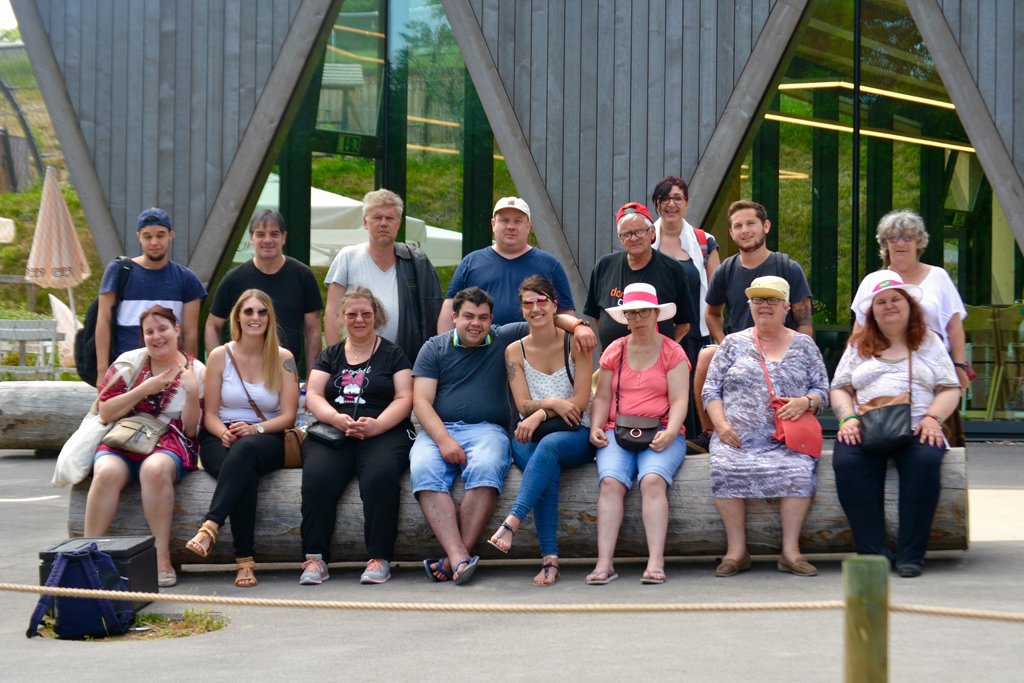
51, 363, 136, 488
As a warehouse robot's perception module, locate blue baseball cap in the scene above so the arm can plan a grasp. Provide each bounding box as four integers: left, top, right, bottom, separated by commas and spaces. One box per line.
137, 207, 172, 231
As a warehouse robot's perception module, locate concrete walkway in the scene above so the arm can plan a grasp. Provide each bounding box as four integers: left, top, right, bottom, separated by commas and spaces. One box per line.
2, 445, 1023, 682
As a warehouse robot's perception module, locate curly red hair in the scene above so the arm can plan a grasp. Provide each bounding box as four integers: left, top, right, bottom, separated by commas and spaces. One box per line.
848, 289, 927, 358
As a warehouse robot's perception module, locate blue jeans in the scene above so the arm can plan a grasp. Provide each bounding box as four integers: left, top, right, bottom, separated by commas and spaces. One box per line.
409, 421, 511, 495
596, 430, 687, 491
509, 428, 596, 557
93, 450, 185, 482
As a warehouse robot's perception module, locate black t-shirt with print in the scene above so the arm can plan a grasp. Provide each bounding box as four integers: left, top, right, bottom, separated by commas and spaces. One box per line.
583, 249, 697, 350
312, 337, 412, 420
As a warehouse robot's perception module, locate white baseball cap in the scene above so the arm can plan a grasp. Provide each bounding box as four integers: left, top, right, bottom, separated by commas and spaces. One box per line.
492, 196, 531, 221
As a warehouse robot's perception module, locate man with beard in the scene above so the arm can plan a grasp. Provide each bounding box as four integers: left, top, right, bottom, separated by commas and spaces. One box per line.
94, 208, 206, 381
687, 200, 813, 452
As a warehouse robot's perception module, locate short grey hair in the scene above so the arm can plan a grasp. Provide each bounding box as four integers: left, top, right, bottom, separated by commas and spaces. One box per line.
248, 209, 286, 235
616, 212, 654, 233
362, 189, 404, 218
876, 209, 929, 267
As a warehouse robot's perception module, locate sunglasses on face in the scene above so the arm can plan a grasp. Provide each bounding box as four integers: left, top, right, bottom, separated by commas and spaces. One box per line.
345, 311, 374, 320
887, 233, 915, 243
624, 309, 653, 320
521, 296, 550, 308
242, 307, 269, 317
749, 297, 783, 306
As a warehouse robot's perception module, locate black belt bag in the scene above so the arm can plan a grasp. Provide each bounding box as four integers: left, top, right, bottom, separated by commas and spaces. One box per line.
612, 345, 667, 453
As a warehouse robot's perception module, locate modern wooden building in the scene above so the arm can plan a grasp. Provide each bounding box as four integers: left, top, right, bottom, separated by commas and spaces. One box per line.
14, 0, 1024, 433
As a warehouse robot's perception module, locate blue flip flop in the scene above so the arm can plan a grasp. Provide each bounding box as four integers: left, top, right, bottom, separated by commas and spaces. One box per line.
423, 557, 453, 582
454, 556, 480, 585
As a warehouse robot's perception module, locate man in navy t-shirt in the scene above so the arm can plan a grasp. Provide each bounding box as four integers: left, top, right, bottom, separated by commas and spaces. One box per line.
437, 197, 575, 331
95, 208, 207, 381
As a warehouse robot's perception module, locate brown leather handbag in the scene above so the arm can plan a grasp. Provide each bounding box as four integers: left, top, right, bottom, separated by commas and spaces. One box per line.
225, 347, 304, 468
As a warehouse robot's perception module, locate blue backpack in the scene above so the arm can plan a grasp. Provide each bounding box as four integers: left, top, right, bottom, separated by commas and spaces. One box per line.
27, 542, 133, 640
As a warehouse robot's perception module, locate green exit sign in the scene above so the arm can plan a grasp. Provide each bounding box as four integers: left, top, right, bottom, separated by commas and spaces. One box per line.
337, 135, 362, 155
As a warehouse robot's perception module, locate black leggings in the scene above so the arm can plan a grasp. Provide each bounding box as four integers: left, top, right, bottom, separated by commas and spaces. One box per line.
832, 439, 945, 566
199, 430, 285, 558
300, 422, 413, 563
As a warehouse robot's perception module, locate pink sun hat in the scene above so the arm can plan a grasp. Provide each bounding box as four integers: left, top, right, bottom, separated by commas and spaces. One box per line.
605, 283, 677, 324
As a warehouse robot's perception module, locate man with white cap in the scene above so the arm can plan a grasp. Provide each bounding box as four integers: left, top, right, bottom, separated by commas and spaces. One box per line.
584, 202, 696, 351
437, 197, 576, 331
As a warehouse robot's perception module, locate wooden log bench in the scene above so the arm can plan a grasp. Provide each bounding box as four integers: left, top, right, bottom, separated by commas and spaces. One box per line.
0, 381, 96, 450
67, 448, 968, 565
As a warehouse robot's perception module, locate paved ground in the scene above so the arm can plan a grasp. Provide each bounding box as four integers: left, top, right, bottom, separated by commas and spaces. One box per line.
2, 444, 1023, 682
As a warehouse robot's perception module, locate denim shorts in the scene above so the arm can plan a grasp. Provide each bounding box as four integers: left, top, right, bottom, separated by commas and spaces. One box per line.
409, 421, 511, 496
93, 450, 185, 482
595, 430, 687, 491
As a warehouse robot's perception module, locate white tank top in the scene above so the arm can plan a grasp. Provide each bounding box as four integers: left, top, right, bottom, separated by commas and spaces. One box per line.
219, 342, 282, 423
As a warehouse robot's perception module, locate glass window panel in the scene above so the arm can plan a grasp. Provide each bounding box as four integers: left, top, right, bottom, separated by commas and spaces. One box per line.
318, 1, 386, 136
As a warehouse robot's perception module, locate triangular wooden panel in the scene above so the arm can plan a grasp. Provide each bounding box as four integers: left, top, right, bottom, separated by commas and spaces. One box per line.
908, 0, 1024, 250
14, 0, 341, 283
449, 0, 808, 283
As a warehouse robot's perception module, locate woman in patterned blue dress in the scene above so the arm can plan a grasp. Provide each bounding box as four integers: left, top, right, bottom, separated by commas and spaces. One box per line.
702, 276, 830, 577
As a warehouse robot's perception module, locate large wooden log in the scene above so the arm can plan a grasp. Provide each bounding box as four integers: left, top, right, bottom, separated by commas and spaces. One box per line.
0, 381, 96, 450
67, 448, 968, 565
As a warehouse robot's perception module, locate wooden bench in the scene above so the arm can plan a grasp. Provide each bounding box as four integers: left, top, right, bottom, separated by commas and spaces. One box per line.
67, 448, 968, 566
0, 381, 96, 450
0, 319, 61, 379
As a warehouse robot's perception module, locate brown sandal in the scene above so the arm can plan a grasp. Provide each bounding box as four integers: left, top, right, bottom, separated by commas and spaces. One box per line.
235, 557, 257, 587
185, 521, 218, 558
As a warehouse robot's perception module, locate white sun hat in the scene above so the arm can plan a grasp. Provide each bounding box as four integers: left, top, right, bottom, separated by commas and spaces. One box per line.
855, 269, 923, 314
605, 283, 677, 325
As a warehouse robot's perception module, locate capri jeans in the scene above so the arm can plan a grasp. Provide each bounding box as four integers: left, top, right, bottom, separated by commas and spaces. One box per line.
199, 430, 285, 559
596, 430, 687, 491
509, 428, 596, 557
832, 439, 945, 567
300, 422, 414, 563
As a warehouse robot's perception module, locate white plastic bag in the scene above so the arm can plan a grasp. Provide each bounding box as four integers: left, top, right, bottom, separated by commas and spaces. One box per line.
51, 364, 134, 488
51, 401, 111, 488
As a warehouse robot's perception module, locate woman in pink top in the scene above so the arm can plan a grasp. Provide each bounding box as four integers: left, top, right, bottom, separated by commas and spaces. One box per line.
586, 284, 690, 585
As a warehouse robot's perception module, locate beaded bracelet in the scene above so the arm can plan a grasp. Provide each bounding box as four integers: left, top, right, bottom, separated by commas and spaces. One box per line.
838, 415, 860, 427
926, 414, 945, 423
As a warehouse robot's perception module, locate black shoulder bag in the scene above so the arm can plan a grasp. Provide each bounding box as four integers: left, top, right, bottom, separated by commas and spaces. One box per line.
613, 342, 668, 452
529, 333, 582, 442
857, 352, 914, 455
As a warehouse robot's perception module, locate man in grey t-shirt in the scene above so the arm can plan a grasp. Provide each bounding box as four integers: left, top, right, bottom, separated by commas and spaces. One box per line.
411, 287, 596, 585
324, 189, 442, 364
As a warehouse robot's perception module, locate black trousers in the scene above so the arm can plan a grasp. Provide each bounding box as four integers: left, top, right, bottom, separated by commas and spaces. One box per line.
300, 422, 413, 563
680, 335, 703, 440
832, 439, 945, 566
199, 430, 285, 558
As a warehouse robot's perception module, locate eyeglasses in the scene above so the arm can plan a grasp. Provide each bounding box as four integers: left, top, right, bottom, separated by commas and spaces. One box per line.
242, 307, 269, 317
521, 296, 550, 308
749, 297, 783, 306
660, 195, 687, 205
887, 233, 916, 243
618, 226, 651, 241
345, 311, 374, 320
624, 309, 653, 320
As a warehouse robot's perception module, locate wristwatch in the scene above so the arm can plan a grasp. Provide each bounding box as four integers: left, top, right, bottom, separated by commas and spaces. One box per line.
255, 423, 265, 434
953, 362, 969, 371
571, 319, 592, 332
806, 395, 816, 410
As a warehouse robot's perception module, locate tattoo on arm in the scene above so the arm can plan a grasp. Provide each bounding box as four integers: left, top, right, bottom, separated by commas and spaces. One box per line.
834, 404, 847, 418
505, 358, 517, 382
283, 358, 297, 376
523, 400, 542, 416
792, 299, 813, 328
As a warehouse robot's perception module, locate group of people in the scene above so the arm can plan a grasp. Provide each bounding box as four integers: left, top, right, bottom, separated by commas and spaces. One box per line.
80, 179, 966, 589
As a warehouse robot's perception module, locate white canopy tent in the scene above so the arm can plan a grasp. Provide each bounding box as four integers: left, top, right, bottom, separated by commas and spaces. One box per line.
232, 174, 463, 267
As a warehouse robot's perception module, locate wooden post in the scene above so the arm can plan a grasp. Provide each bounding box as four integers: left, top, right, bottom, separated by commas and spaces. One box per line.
843, 555, 889, 683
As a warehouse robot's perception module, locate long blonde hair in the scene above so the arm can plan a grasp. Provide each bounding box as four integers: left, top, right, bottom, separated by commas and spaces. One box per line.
229, 289, 282, 393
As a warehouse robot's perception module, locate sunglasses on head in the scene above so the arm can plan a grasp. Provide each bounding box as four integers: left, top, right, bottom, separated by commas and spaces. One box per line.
242, 307, 269, 317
